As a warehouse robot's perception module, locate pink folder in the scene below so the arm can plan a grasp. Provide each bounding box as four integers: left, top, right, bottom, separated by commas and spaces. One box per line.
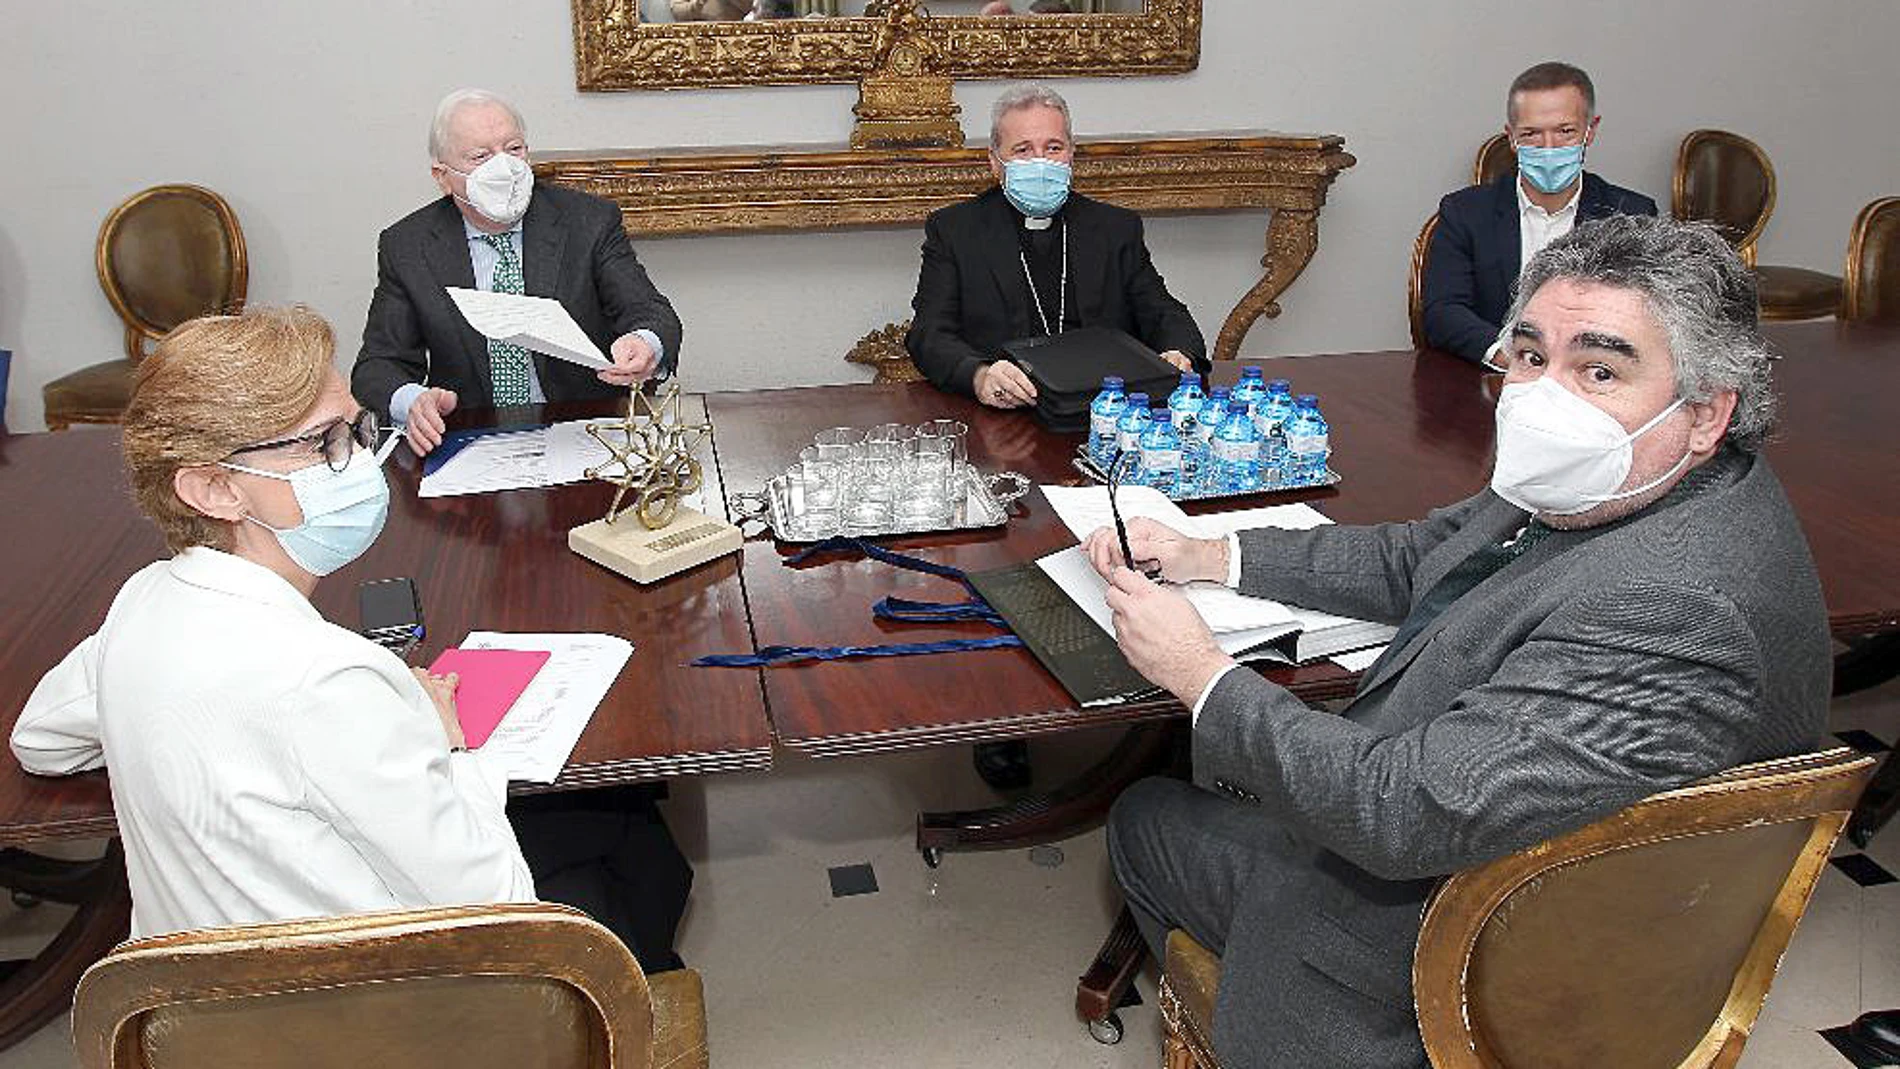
427, 647, 552, 750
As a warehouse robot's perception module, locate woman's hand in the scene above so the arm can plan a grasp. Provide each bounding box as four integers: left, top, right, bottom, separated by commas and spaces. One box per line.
412, 667, 466, 751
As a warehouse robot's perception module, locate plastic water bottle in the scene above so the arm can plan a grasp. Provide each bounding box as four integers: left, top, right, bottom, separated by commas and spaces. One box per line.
1166, 373, 1206, 431
1115, 393, 1152, 477
1255, 378, 1294, 439
1088, 376, 1128, 469
1210, 404, 1261, 493
1284, 394, 1330, 486
1138, 407, 1184, 496
1230, 366, 1266, 420
1167, 374, 1205, 494
1186, 387, 1228, 496
1254, 379, 1294, 488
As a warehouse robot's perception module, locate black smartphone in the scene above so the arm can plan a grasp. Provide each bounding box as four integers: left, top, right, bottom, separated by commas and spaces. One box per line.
358, 577, 424, 654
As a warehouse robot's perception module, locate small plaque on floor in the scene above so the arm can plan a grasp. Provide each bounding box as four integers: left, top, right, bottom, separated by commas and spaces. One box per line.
828, 863, 878, 898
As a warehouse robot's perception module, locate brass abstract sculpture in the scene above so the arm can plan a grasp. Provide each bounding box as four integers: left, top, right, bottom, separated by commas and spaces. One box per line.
584, 382, 712, 530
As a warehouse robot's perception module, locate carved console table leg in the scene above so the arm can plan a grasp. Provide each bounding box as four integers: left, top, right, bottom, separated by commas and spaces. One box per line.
0, 840, 131, 1049
914, 721, 1182, 867
1213, 208, 1321, 363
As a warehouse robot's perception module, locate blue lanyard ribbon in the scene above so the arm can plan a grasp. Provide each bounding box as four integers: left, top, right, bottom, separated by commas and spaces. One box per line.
693, 537, 1023, 668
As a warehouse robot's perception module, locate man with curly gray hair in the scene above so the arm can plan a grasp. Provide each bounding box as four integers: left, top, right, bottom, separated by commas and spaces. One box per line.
1087, 214, 1828, 1067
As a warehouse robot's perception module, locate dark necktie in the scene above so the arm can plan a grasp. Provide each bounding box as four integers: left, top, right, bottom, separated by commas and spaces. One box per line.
1372, 523, 1551, 674
480, 233, 533, 405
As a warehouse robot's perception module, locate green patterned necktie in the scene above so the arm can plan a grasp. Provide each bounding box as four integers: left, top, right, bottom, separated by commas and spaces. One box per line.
480, 233, 533, 404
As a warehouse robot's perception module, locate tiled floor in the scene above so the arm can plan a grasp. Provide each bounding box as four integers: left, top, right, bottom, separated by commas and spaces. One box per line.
2, 676, 1897, 1068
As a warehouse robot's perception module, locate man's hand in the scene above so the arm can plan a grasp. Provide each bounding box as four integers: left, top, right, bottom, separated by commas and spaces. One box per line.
1103, 566, 1234, 703
412, 667, 466, 751
1158, 349, 1194, 372
600, 332, 659, 387
974, 360, 1037, 409
405, 387, 459, 457
1082, 517, 1228, 585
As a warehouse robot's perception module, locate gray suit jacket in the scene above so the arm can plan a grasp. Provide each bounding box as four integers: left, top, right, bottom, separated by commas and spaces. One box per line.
1194, 450, 1830, 1068
351, 185, 682, 416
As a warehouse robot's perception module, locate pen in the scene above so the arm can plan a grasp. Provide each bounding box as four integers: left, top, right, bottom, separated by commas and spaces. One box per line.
1108, 453, 1163, 580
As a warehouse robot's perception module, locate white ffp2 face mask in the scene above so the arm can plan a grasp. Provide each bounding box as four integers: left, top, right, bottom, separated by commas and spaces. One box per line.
447, 152, 533, 226
1490, 377, 1690, 516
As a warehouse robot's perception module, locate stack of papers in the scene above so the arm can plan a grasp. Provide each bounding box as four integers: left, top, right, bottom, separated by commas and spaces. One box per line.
1036, 485, 1394, 667
452, 631, 634, 783
419, 418, 709, 512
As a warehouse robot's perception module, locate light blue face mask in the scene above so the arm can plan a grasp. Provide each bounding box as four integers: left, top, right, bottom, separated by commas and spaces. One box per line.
1517, 142, 1586, 195
220, 437, 399, 576
1001, 157, 1072, 218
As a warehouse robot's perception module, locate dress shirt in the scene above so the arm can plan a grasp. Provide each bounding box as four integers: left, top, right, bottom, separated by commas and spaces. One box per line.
1517, 177, 1581, 271
1187, 532, 1248, 723
389, 220, 666, 426
1475, 179, 1582, 370
11, 547, 534, 938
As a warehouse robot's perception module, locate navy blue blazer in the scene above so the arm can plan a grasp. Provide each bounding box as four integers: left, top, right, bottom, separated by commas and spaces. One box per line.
1421, 171, 1657, 364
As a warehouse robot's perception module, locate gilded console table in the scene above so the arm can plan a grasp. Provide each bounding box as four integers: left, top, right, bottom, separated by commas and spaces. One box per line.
535, 131, 1355, 362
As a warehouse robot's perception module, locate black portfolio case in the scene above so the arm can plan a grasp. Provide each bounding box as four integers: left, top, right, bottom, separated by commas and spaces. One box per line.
967, 562, 1161, 707
1000, 327, 1180, 433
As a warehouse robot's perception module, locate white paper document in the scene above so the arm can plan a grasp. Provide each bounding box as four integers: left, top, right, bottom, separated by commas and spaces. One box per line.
446, 287, 612, 370
1038, 484, 1333, 543
457, 631, 634, 783
1034, 484, 1395, 665
1330, 645, 1388, 673
418, 417, 710, 513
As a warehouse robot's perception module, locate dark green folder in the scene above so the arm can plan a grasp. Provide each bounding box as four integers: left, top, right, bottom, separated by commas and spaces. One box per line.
967, 562, 1163, 707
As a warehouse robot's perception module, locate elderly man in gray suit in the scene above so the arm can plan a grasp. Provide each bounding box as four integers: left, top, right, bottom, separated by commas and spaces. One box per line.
352, 89, 682, 457
1083, 215, 1830, 1068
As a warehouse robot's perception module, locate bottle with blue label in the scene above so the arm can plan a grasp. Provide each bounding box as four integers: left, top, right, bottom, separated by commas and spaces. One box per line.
1284, 394, 1330, 486
1138, 407, 1184, 496
1185, 387, 1228, 496
1114, 393, 1152, 478
1254, 379, 1294, 489
1230, 366, 1267, 420
1209, 404, 1261, 493
1166, 374, 1205, 430
1088, 376, 1128, 469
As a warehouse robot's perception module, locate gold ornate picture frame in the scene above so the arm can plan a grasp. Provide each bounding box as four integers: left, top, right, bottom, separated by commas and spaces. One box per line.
571, 0, 1200, 91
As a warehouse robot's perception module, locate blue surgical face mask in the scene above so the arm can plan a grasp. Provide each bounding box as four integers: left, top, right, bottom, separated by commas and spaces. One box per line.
1517, 142, 1586, 195
220, 437, 399, 576
1001, 157, 1072, 218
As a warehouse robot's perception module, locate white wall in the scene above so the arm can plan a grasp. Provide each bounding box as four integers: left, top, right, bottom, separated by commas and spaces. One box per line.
3, 2, 1896, 431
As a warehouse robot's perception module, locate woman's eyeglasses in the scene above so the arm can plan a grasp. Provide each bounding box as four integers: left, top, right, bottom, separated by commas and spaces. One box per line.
227, 410, 383, 473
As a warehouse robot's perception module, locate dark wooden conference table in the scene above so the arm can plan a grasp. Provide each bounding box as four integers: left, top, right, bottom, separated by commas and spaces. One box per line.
0, 318, 1893, 1045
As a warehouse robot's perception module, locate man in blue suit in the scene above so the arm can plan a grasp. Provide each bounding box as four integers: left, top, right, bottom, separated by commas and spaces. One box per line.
1421, 62, 1656, 366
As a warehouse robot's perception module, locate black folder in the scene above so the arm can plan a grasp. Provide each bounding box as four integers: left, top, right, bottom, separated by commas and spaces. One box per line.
967, 562, 1163, 707
1001, 327, 1180, 433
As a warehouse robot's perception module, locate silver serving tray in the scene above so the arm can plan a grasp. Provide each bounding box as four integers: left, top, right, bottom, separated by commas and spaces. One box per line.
1071, 446, 1340, 501
729, 467, 1031, 543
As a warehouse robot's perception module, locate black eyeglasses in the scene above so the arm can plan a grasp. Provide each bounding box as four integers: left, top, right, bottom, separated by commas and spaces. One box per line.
228, 410, 382, 473
1108, 451, 1163, 580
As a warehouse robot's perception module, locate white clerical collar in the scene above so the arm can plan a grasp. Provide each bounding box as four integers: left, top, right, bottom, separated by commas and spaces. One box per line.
1021, 214, 1054, 231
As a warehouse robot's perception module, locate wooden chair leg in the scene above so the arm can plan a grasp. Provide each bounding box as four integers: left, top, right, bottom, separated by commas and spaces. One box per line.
1163, 1027, 1195, 1069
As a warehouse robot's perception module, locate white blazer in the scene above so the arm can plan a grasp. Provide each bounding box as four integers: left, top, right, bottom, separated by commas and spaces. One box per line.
10, 547, 535, 938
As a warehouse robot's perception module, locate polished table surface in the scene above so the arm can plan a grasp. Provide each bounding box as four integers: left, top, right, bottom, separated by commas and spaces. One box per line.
1, 319, 1895, 838
0, 407, 770, 846
717, 318, 1900, 757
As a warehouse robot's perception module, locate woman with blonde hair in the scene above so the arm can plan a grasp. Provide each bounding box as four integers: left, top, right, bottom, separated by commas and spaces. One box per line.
10, 306, 536, 938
